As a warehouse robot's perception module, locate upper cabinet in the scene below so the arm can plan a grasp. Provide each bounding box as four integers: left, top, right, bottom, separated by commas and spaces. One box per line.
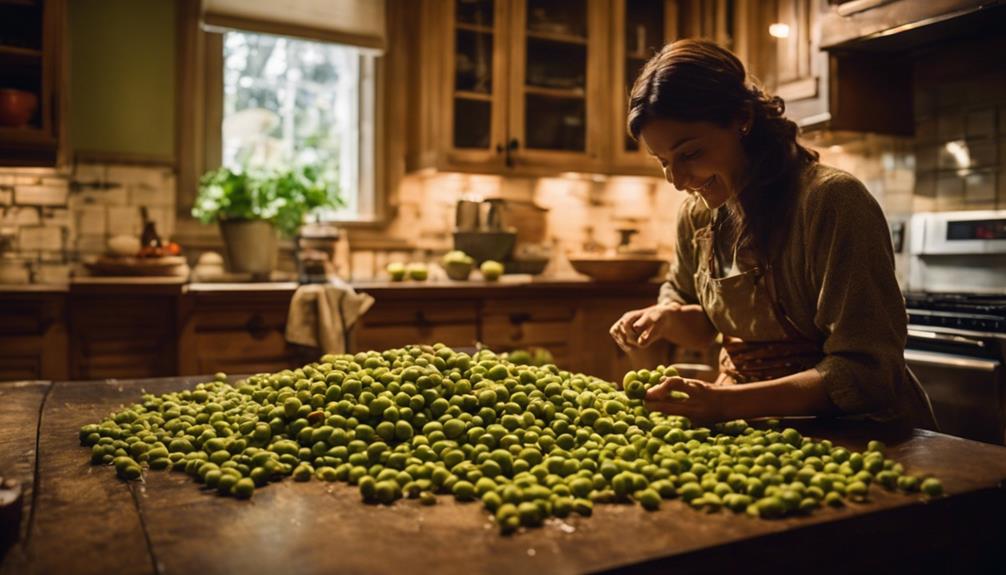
408, 0, 685, 177
740, 0, 829, 128
407, 0, 607, 176
0, 0, 64, 167
610, 0, 679, 174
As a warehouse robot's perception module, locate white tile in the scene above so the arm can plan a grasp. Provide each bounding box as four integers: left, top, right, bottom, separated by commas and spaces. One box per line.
966, 108, 996, 139
965, 172, 996, 205
106, 206, 142, 236
129, 185, 174, 208
70, 185, 129, 207
35, 263, 71, 284
107, 165, 169, 189
15, 185, 69, 206
76, 206, 107, 235
74, 234, 106, 255
18, 226, 64, 251
72, 163, 108, 183
2, 207, 41, 226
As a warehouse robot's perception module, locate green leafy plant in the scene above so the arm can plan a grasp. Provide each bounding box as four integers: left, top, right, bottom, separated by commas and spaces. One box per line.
192, 165, 343, 237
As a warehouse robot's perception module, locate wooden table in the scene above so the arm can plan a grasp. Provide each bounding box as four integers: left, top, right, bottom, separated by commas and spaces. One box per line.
2, 377, 1006, 575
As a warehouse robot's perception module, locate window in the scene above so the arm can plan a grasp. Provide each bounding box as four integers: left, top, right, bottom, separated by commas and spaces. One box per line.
220, 30, 378, 221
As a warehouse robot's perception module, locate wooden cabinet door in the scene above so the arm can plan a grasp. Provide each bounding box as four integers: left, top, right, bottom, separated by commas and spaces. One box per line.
437, 0, 510, 171
178, 291, 301, 377
0, 0, 64, 167
610, 0, 679, 175
747, 0, 829, 127
480, 298, 578, 369
353, 301, 479, 351
70, 295, 177, 380
0, 293, 67, 381
507, 0, 607, 173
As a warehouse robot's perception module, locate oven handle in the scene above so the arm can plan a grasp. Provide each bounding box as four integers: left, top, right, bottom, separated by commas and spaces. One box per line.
907, 329, 986, 348
904, 349, 1001, 372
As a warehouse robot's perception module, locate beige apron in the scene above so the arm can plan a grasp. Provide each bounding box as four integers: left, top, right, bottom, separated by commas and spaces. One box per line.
692, 220, 822, 385
691, 217, 938, 428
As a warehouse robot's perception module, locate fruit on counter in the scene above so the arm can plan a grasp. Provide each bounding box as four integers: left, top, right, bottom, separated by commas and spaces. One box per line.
443, 250, 474, 265
107, 235, 142, 257
442, 251, 474, 281
480, 259, 504, 281
387, 262, 406, 281
407, 263, 429, 281
505, 347, 554, 367
79, 345, 942, 533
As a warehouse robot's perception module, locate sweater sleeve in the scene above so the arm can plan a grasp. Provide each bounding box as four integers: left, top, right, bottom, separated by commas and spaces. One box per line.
805, 171, 907, 414
658, 195, 701, 306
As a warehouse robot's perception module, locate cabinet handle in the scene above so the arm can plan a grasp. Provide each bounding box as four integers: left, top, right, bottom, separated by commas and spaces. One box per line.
245, 314, 270, 340
508, 312, 530, 325
497, 139, 519, 168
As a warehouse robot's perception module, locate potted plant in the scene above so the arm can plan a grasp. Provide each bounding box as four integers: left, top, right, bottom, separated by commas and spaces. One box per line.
192, 165, 342, 276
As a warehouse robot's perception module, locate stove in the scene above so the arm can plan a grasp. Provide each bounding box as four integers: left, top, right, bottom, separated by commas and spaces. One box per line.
904, 293, 1006, 335
903, 211, 1006, 445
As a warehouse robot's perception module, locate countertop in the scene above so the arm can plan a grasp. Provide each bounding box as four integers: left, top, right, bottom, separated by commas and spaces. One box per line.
2, 376, 1005, 574
0, 276, 665, 298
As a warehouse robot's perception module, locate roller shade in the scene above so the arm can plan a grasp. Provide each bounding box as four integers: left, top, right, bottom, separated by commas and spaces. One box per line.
203, 0, 386, 51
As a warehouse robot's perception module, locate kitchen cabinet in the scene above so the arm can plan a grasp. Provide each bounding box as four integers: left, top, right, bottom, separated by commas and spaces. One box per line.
407, 0, 608, 175
68, 289, 178, 380
609, 0, 680, 175
0, 0, 65, 167
740, 0, 830, 128
353, 300, 480, 351
177, 287, 303, 376
0, 290, 67, 380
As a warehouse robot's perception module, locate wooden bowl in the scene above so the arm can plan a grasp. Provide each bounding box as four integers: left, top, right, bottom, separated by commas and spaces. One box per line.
0, 89, 38, 128
568, 256, 665, 283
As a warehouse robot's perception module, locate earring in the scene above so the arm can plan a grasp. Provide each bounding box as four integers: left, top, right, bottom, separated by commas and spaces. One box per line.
740, 126, 750, 136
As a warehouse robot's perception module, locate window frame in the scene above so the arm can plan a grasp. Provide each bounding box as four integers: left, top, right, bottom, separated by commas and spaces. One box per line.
177, 8, 389, 231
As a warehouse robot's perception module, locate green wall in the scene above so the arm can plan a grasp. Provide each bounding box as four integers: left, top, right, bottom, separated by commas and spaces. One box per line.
69, 0, 176, 160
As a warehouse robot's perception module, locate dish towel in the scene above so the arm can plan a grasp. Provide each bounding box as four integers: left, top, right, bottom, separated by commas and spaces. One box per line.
285, 279, 375, 354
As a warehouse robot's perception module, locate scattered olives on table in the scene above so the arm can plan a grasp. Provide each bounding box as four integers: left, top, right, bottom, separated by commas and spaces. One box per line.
79, 346, 943, 534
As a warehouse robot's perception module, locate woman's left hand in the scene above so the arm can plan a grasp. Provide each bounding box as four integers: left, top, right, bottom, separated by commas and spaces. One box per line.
645, 376, 727, 425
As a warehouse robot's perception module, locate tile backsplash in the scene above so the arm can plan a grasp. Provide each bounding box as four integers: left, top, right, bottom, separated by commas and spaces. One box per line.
0, 163, 176, 283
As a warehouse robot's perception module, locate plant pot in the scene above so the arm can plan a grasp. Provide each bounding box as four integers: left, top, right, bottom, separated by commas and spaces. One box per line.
219, 219, 277, 277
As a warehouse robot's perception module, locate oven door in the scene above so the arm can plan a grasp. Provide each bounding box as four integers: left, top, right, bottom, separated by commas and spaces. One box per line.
905, 347, 1004, 444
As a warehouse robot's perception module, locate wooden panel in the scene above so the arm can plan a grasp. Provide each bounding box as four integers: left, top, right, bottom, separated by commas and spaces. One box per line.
0, 381, 50, 546
69, 295, 177, 380
1, 380, 153, 575
361, 301, 479, 326
354, 324, 479, 351
6, 376, 1006, 574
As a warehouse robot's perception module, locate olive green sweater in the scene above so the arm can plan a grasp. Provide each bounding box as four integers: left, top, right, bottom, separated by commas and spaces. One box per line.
660, 163, 933, 426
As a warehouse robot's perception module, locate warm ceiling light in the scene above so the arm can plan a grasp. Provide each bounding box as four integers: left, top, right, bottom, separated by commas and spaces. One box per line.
769, 23, 790, 38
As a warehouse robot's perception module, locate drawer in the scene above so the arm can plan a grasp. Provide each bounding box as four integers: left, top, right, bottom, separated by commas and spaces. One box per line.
190, 308, 289, 332
194, 330, 292, 361
481, 317, 572, 348
360, 301, 479, 327
481, 299, 577, 322
354, 323, 478, 351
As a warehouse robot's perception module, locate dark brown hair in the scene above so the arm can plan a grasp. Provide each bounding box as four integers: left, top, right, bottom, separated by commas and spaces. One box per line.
627, 39, 818, 261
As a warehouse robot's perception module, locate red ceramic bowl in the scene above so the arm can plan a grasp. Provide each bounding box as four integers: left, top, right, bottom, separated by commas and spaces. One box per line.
0, 89, 39, 128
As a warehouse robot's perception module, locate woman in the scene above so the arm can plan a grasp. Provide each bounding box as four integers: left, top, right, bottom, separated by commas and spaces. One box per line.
609, 39, 934, 428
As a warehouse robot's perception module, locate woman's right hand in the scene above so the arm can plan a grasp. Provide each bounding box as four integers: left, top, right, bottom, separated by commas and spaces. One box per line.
610, 301, 718, 351
609, 303, 677, 352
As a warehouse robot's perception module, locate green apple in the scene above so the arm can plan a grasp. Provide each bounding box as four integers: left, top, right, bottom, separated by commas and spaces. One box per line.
407, 262, 429, 281
386, 262, 406, 281
480, 260, 504, 281
443, 250, 473, 265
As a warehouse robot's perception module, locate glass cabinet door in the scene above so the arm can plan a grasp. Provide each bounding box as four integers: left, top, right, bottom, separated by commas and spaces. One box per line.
510, 0, 602, 169
446, 0, 506, 165
612, 0, 678, 171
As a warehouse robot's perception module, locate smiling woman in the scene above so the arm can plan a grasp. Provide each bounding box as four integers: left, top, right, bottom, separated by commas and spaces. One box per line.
610, 39, 936, 430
